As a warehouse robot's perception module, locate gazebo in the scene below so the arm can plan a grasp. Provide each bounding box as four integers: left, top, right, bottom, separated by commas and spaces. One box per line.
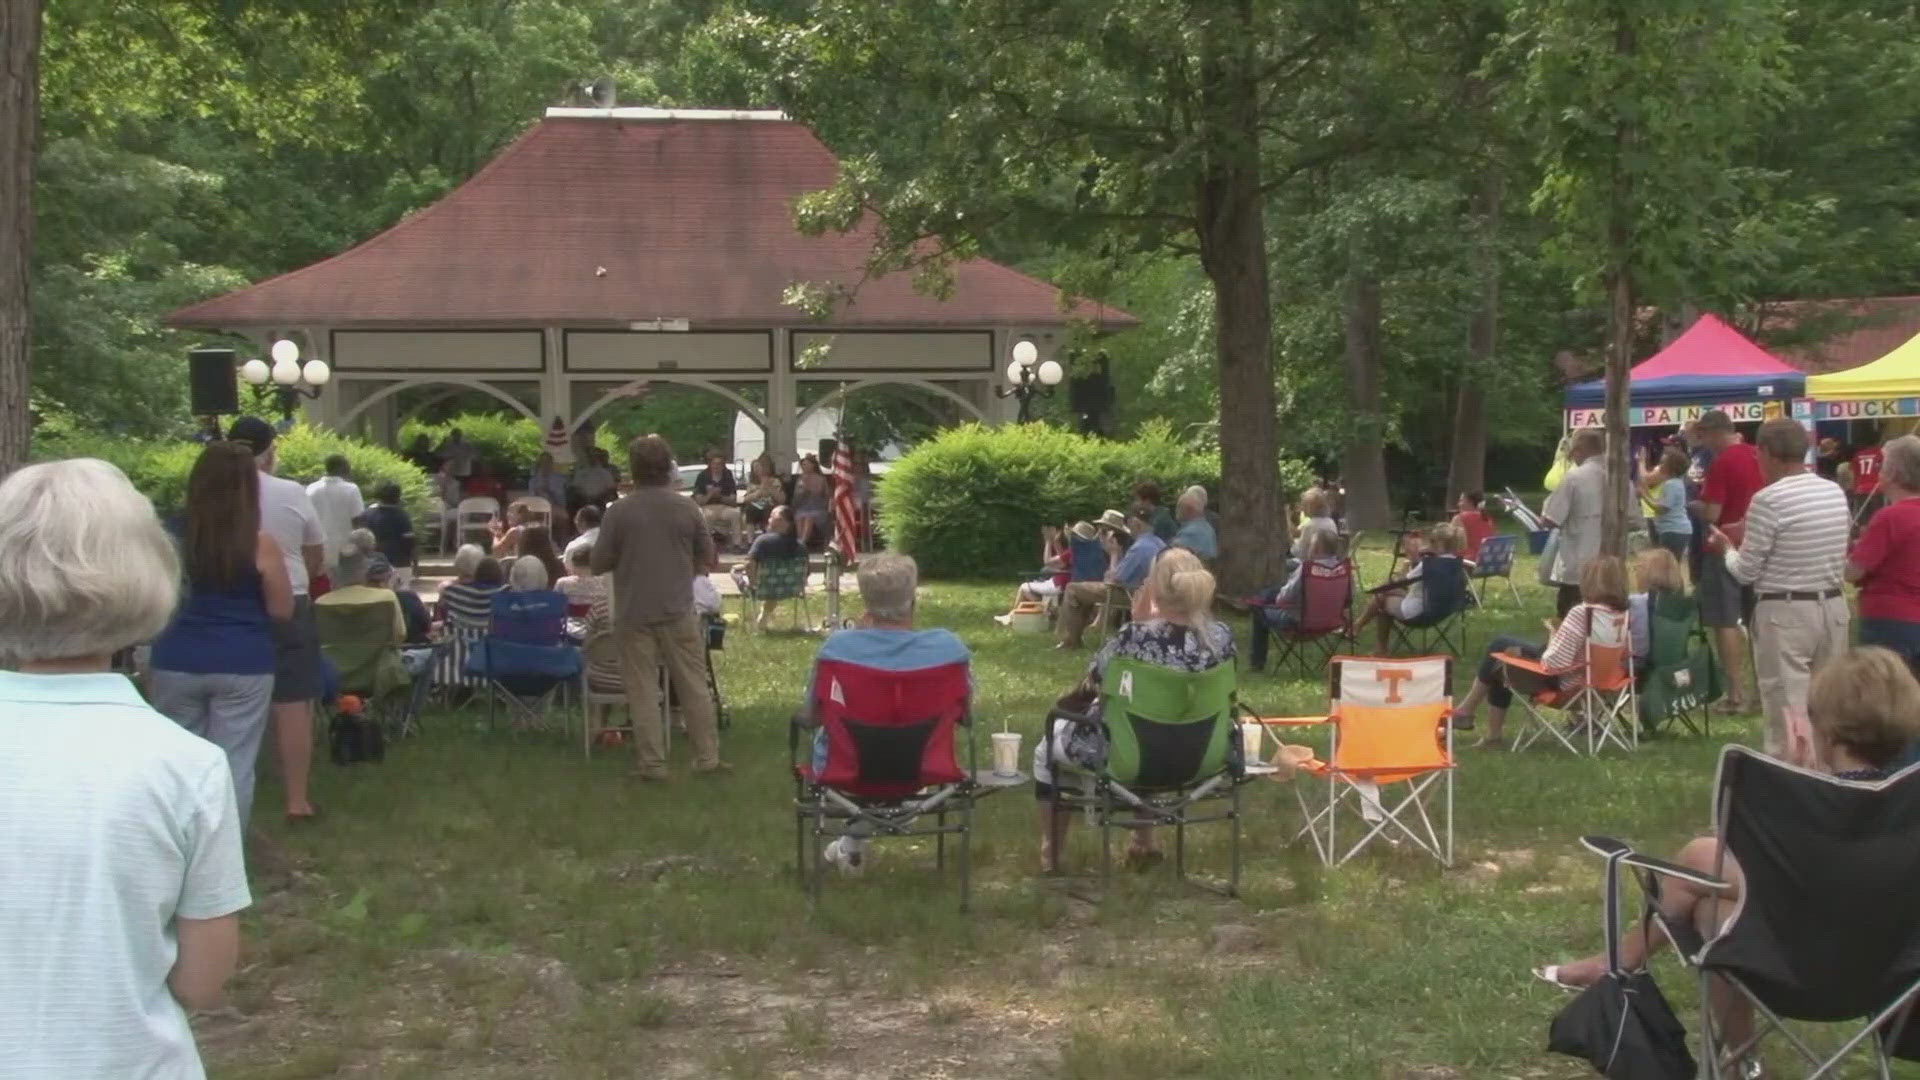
167, 107, 1134, 460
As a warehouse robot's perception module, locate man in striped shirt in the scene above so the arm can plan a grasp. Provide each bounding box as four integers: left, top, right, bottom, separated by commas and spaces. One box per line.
1712, 418, 1851, 754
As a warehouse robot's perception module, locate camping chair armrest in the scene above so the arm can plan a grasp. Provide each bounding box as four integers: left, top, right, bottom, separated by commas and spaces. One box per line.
1247, 714, 1332, 729
1367, 576, 1417, 595
1495, 653, 1577, 679
1579, 835, 1731, 892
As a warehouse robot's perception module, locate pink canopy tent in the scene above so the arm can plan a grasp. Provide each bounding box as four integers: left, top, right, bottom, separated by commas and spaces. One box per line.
1564, 314, 1805, 419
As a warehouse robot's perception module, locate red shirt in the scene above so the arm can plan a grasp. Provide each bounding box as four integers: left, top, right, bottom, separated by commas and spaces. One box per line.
1701, 442, 1764, 526
1051, 549, 1073, 590
1455, 511, 1495, 559
1852, 497, 1920, 622
1854, 447, 1884, 496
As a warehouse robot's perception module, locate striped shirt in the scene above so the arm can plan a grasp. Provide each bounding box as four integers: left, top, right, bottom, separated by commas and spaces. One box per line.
1725, 471, 1851, 594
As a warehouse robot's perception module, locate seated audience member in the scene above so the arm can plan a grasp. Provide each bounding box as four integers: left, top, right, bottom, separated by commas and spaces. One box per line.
740, 454, 786, 531
1172, 489, 1218, 561
526, 451, 568, 512
1535, 647, 1920, 1057
434, 461, 464, 552
1449, 555, 1629, 747
361, 481, 417, 586
1628, 547, 1686, 668
790, 455, 832, 549
1055, 509, 1167, 650
1002, 522, 1081, 618
568, 448, 619, 512
1450, 492, 1496, 560
516, 523, 565, 586
1294, 487, 1340, 564
315, 530, 406, 641
1034, 548, 1233, 873
692, 451, 745, 548
556, 547, 610, 610
489, 502, 530, 559
0, 460, 249, 1073
744, 506, 806, 630
1132, 481, 1177, 542
1352, 523, 1468, 653
562, 504, 602, 563
1849, 434, 1920, 675
508, 552, 551, 592
369, 557, 431, 646
438, 555, 506, 633
1250, 530, 1344, 671
693, 565, 722, 618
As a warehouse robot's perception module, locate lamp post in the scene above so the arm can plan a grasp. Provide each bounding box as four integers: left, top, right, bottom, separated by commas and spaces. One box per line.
995, 339, 1065, 422
239, 339, 330, 424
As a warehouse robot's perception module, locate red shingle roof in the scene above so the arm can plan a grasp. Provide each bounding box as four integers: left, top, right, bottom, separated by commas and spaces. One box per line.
1761, 296, 1920, 374
167, 114, 1135, 331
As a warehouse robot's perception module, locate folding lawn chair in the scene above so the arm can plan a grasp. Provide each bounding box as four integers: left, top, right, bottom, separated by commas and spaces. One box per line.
1577, 747, 1920, 1079
467, 589, 581, 731
1385, 553, 1472, 659
734, 553, 813, 632
1501, 606, 1636, 754
1091, 582, 1135, 644
1270, 655, 1455, 867
792, 657, 979, 910
1638, 589, 1720, 739
1466, 534, 1521, 608
457, 496, 499, 549
314, 599, 419, 736
1248, 556, 1354, 677
578, 629, 638, 757
1048, 658, 1249, 895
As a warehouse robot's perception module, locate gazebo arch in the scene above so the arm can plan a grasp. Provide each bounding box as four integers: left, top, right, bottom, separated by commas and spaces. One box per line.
572, 375, 771, 435
795, 377, 986, 431
337, 377, 539, 429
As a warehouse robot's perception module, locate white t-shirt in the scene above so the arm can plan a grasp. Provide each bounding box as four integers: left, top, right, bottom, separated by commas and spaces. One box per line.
562, 526, 600, 563
0, 671, 251, 1079
260, 470, 324, 596
305, 475, 366, 568
693, 573, 721, 615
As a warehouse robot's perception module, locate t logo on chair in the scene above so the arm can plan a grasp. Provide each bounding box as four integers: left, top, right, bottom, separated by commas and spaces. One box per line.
1375, 667, 1414, 704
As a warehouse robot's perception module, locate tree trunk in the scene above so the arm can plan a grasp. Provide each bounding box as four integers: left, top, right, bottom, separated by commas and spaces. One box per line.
1193, 0, 1283, 597
1340, 257, 1391, 531
1447, 167, 1500, 504
0, 0, 38, 476
1599, 4, 1637, 557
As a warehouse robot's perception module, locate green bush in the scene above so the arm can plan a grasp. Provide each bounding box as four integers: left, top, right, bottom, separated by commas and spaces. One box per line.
877, 422, 1302, 578
399, 413, 619, 478
36, 423, 433, 524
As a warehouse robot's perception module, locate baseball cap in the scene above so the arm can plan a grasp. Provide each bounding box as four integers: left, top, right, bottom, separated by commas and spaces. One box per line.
227, 416, 276, 454
366, 555, 393, 580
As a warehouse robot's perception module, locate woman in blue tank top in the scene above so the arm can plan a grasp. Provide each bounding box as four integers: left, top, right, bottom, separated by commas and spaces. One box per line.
149, 442, 294, 825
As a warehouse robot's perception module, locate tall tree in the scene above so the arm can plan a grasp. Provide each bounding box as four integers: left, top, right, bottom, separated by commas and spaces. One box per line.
0, 0, 39, 474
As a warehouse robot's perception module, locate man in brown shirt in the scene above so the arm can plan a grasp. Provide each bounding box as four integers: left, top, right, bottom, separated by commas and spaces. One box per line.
590, 434, 728, 779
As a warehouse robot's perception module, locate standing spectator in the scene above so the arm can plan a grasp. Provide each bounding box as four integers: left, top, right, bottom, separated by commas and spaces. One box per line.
790, 454, 832, 549
568, 447, 619, 512
1815, 436, 1846, 481
527, 451, 568, 512
562, 504, 602, 563
306, 454, 365, 586
1541, 428, 1607, 618
1055, 509, 1166, 649
1851, 435, 1887, 521
1642, 444, 1693, 567
1711, 417, 1852, 754
1449, 491, 1496, 560
1131, 481, 1177, 542
0, 459, 250, 1075
1849, 434, 1920, 674
692, 450, 744, 548
227, 416, 325, 822
436, 427, 477, 481
403, 432, 439, 475
1295, 487, 1340, 564
149, 441, 296, 826
434, 460, 464, 553
360, 481, 416, 587
1171, 488, 1218, 561
591, 434, 728, 780
1692, 408, 1763, 714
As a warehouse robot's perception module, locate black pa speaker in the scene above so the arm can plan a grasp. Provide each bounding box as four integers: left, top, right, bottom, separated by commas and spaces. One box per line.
817, 437, 838, 464
188, 348, 240, 416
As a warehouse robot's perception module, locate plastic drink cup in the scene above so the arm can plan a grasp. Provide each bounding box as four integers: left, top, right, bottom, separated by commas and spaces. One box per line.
990, 731, 1022, 777
1240, 722, 1263, 764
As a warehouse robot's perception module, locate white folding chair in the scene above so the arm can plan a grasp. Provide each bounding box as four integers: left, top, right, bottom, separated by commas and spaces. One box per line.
516, 496, 554, 530
458, 496, 499, 549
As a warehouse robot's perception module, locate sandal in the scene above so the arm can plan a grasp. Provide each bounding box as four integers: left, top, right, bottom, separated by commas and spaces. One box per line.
1531, 965, 1584, 991
1473, 736, 1508, 750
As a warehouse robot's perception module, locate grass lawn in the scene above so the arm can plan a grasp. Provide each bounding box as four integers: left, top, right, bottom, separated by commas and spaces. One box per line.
204, 547, 1872, 1079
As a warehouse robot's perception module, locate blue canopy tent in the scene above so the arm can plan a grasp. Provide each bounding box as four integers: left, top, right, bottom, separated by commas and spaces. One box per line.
1563, 314, 1805, 426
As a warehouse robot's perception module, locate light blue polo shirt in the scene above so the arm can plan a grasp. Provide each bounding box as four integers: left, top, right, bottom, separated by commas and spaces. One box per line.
0, 671, 251, 1079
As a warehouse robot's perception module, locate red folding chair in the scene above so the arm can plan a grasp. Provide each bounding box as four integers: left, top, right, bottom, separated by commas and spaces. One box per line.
1248, 557, 1354, 677
792, 658, 979, 910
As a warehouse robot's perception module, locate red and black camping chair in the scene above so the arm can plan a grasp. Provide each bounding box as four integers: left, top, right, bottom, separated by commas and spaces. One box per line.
791, 657, 979, 911
1247, 557, 1355, 677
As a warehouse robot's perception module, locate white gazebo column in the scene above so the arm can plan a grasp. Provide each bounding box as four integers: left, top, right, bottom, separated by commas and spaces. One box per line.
768, 327, 798, 468
539, 327, 572, 461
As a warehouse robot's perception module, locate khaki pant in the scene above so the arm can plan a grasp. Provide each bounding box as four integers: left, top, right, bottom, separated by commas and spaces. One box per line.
617, 615, 720, 773
701, 504, 744, 543
1055, 581, 1112, 647
1753, 594, 1851, 754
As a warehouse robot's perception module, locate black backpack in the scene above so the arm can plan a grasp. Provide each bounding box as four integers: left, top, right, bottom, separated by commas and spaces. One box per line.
329, 703, 386, 766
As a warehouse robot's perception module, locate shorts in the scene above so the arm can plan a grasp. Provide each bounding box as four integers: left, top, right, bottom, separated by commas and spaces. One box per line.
1023, 579, 1062, 598
1696, 557, 1751, 629
1386, 593, 1424, 622
272, 596, 324, 703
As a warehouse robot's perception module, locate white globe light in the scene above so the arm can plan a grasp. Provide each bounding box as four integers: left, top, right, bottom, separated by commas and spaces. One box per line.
302, 359, 331, 386
1004, 359, 1025, 385
239, 358, 270, 385
1037, 358, 1064, 386
270, 338, 300, 366
1011, 340, 1038, 368
271, 359, 301, 386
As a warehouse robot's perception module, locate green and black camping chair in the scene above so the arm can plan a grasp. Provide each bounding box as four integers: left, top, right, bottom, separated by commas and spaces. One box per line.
1048, 657, 1248, 895
1638, 589, 1720, 739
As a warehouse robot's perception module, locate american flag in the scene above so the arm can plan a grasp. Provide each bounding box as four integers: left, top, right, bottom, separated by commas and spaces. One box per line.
831, 441, 859, 565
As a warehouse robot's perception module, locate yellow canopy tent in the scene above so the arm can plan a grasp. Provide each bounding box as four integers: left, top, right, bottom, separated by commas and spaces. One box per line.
1806, 328, 1920, 402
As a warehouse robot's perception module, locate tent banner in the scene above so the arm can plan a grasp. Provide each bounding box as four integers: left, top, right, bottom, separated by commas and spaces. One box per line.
1810, 398, 1920, 421
1565, 399, 1801, 429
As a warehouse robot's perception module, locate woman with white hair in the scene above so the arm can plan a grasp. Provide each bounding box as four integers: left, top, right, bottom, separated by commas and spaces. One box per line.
508, 551, 551, 592
1850, 434, 1920, 674
0, 459, 250, 1075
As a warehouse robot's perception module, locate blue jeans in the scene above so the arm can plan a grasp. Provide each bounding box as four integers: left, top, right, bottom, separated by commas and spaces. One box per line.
1860, 618, 1920, 676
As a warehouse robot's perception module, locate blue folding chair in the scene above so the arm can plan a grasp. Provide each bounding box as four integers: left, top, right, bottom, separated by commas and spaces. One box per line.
466, 590, 581, 731
1467, 534, 1520, 608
